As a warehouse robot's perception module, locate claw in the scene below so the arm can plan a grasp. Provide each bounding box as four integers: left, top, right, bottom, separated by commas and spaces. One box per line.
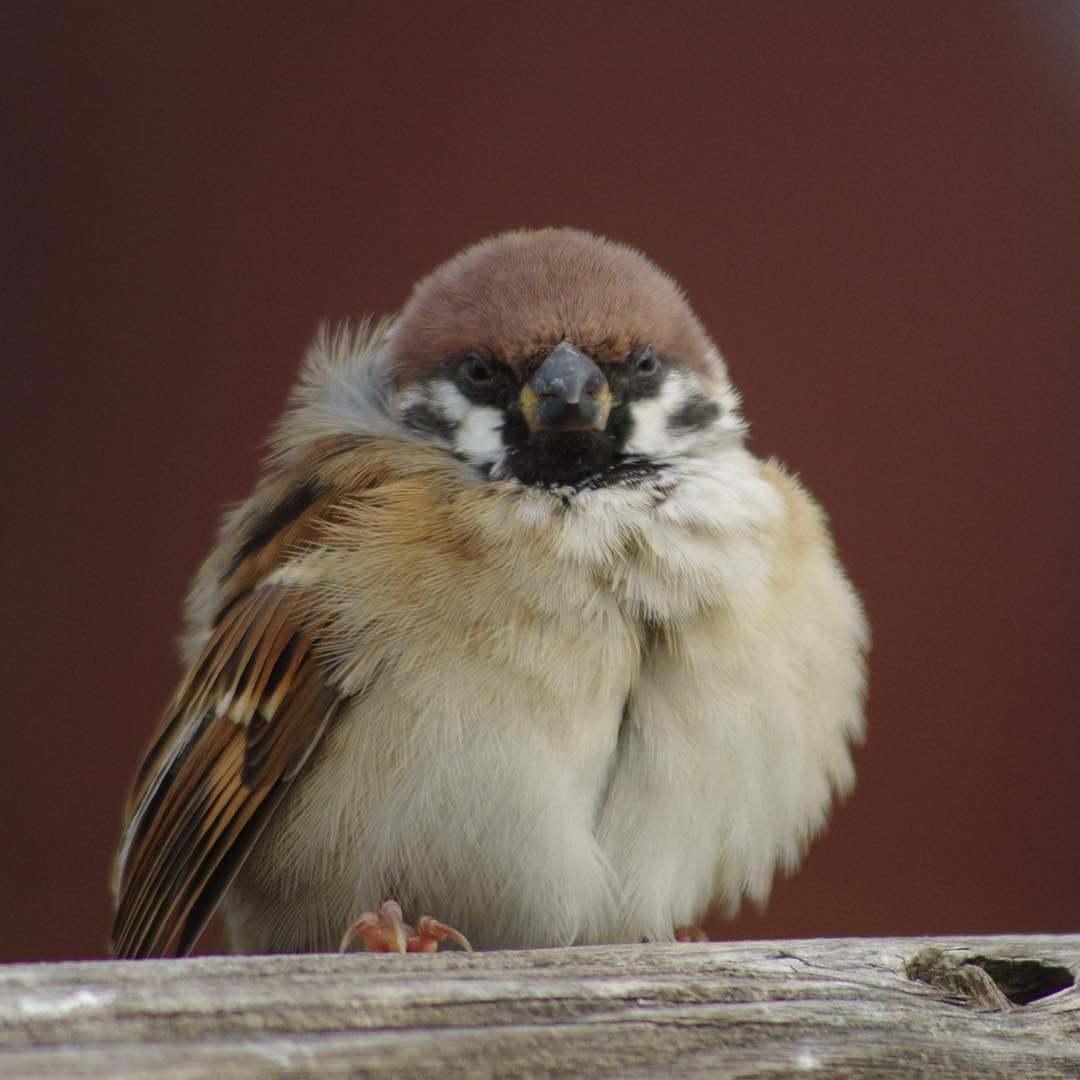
340, 899, 409, 953
340, 899, 472, 954
412, 915, 472, 953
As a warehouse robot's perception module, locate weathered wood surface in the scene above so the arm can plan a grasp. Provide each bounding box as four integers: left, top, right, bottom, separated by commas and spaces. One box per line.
0, 936, 1077, 1078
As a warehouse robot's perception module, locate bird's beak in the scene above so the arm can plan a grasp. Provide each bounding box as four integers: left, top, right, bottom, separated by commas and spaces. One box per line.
519, 341, 612, 433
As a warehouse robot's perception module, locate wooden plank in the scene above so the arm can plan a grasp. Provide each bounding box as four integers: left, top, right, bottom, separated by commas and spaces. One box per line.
0, 936, 1077, 1078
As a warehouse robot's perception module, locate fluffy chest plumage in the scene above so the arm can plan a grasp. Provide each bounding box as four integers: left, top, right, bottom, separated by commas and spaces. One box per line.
227, 452, 797, 951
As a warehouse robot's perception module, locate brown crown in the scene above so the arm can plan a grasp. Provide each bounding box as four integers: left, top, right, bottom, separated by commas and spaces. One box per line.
390, 228, 718, 384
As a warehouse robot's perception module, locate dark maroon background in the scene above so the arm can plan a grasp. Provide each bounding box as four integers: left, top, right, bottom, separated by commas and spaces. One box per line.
4, 3, 1078, 963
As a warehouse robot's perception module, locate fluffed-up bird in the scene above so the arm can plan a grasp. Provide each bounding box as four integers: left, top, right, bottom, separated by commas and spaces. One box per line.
111, 227, 868, 959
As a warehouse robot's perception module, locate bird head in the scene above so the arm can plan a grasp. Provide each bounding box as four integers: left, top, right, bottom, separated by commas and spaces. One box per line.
390, 228, 744, 489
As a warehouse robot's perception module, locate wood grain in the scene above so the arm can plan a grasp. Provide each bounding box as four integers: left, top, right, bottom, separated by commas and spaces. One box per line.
1, 936, 1076, 1078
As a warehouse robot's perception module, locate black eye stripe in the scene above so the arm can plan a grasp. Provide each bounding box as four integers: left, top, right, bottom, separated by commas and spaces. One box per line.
454, 354, 516, 406
633, 344, 658, 374
462, 352, 494, 383
607, 354, 668, 402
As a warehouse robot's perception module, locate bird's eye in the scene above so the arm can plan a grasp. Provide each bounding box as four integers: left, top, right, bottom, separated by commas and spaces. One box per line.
461, 352, 494, 385
633, 345, 659, 376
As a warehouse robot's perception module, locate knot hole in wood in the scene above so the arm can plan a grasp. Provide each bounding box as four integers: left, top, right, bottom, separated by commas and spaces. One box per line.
906, 945, 1075, 1010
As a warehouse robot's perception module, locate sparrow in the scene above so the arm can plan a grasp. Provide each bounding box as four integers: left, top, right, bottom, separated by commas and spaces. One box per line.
110, 227, 868, 959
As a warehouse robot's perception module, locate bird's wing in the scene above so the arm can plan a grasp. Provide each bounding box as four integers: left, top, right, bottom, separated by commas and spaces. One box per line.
109, 437, 374, 959
110, 427, 455, 958
110, 580, 340, 958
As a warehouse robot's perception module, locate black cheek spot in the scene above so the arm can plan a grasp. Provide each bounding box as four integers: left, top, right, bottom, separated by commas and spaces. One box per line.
669, 396, 720, 432
401, 402, 458, 442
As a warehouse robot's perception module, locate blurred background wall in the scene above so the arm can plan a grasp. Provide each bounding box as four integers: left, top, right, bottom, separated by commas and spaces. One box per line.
3, 2, 1077, 962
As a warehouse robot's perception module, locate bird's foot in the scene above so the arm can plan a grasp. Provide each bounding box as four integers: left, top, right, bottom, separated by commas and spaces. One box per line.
340, 899, 472, 953
674, 925, 709, 942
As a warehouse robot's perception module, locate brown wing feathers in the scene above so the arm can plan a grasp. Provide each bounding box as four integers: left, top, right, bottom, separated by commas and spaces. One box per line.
110, 584, 338, 958
111, 436, 423, 958
110, 446, 360, 958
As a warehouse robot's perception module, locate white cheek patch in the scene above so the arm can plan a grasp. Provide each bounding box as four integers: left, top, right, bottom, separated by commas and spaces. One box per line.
454, 404, 505, 468
423, 381, 505, 467
397, 379, 506, 469
429, 381, 472, 423
623, 371, 720, 460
